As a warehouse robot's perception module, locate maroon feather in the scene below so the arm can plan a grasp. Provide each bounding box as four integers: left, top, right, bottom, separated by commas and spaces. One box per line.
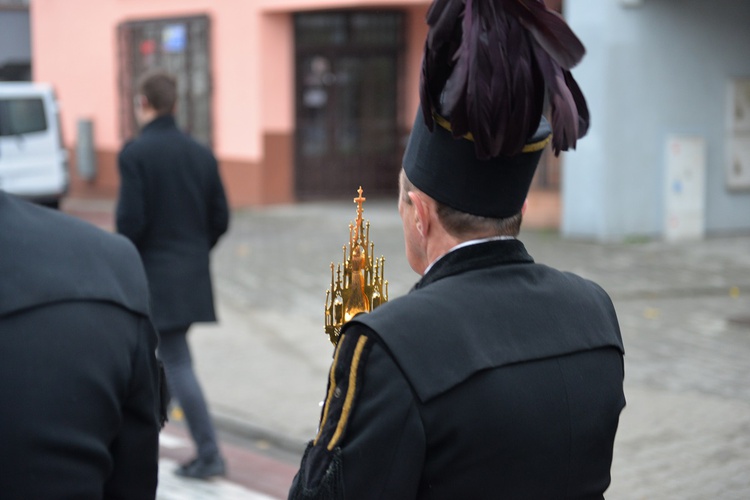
427, 0, 464, 48
419, 0, 590, 159
419, 0, 464, 131
441, 0, 473, 119
564, 69, 590, 137
505, 0, 585, 69
419, 43, 435, 130
533, 43, 578, 153
502, 19, 542, 155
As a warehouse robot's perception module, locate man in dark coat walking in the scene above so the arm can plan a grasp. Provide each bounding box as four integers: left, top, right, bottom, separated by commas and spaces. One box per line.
289, 1, 625, 498
0, 191, 162, 498
117, 70, 230, 479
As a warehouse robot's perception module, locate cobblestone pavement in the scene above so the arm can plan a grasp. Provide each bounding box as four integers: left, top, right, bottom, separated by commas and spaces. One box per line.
64, 197, 750, 499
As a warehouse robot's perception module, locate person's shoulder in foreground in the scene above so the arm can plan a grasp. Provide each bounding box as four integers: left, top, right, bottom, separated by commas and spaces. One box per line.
0, 190, 152, 314
0, 191, 163, 499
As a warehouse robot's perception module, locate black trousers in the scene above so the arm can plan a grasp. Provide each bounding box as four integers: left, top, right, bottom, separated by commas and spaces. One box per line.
158, 326, 221, 460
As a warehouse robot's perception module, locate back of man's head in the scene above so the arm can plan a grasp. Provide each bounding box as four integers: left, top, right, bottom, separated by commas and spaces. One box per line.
399, 169, 522, 240
138, 70, 177, 115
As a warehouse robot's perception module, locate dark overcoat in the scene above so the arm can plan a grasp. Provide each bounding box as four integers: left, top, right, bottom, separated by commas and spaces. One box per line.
0, 191, 161, 499
116, 115, 229, 331
290, 239, 626, 500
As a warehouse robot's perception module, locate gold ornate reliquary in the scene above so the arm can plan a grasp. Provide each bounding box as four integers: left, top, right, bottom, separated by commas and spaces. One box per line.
324, 187, 388, 345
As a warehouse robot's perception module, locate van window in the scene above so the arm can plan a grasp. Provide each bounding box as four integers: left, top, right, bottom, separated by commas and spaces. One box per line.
0, 98, 48, 137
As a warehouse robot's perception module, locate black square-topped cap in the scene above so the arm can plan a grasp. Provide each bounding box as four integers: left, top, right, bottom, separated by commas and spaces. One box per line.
403, 113, 552, 218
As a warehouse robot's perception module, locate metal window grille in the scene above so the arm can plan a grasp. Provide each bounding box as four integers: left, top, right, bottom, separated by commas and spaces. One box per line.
117, 15, 212, 146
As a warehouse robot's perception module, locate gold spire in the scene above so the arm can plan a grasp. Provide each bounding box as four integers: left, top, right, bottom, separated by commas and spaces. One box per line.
324, 186, 388, 345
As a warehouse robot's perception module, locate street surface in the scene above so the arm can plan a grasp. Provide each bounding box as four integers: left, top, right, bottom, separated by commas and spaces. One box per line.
157, 422, 296, 499
64, 197, 750, 499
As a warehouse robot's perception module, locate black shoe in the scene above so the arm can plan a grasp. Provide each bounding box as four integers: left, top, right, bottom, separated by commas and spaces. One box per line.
175, 455, 226, 480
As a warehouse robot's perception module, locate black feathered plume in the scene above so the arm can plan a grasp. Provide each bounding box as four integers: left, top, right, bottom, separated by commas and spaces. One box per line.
420, 0, 589, 159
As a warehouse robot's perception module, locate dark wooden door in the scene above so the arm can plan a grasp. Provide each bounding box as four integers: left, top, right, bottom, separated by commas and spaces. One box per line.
294, 11, 403, 200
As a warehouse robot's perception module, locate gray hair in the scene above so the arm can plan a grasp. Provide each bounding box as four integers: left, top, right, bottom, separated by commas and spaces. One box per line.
399, 169, 522, 238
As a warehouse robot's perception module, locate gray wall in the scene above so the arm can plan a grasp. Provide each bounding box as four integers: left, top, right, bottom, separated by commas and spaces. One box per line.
563, 0, 750, 240
0, 10, 31, 66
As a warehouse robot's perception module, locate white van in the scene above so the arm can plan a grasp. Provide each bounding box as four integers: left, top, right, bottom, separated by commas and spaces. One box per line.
0, 82, 69, 208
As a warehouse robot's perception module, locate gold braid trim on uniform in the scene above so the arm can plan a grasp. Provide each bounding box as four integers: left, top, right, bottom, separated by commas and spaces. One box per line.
314, 334, 346, 445
327, 335, 369, 451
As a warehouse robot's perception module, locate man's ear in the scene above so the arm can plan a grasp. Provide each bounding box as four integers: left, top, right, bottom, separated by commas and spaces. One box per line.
408, 191, 431, 237
137, 94, 152, 111
521, 199, 528, 216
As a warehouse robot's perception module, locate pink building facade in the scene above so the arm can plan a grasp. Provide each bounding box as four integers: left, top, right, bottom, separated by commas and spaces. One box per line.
31, 0, 562, 226
31, 0, 429, 206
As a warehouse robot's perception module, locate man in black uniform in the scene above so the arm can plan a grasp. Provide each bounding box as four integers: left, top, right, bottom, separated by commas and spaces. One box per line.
289, 1, 625, 498
0, 191, 162, 498
117, 70, 230, 479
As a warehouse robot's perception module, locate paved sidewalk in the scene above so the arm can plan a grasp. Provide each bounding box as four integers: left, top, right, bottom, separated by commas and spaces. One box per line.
157, 423, 295, 499
158, 457, 275, 500
64, 197, 750, 499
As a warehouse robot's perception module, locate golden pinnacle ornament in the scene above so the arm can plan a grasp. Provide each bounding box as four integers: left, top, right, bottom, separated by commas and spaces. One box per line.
324, 187, 388, 345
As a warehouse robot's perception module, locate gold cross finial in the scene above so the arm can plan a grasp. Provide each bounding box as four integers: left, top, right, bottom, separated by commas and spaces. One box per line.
354, 186, 366, 220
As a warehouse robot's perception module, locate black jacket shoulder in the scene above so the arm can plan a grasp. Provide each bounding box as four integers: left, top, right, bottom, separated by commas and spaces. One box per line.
351, 240, 624, 402
0, 191, 150, 318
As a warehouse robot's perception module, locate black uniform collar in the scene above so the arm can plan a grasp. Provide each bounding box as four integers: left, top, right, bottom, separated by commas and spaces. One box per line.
141, 114, 177, 133
414, 239, 534, 291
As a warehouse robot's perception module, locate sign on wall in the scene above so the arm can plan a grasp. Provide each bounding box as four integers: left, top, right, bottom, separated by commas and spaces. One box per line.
727, 78, 750, 191
665, 136, 706, 241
